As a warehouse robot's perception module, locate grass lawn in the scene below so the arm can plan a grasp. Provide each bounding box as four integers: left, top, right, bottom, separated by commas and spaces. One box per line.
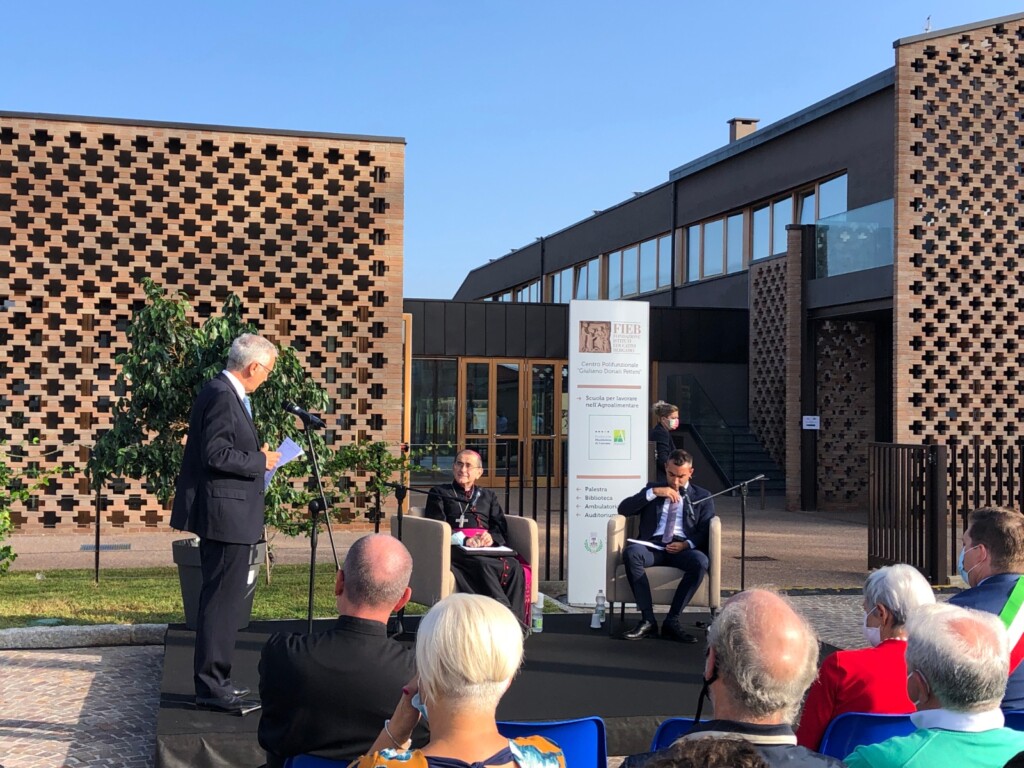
0, 565, 563, 630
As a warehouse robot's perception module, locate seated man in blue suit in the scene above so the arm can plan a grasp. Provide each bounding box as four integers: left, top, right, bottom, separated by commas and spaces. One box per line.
949, 506, 1024, 710
617, 449, 715, 643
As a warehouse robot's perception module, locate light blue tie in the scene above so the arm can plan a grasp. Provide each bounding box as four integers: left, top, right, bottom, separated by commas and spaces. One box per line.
243, 396, 253, 418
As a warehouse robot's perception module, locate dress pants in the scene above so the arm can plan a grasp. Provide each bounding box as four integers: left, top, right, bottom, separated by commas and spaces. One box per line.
623, 543, 708, 623
194, 538, 251, 699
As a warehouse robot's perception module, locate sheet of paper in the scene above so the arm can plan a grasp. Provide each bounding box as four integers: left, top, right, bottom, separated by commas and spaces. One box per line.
457, 544, 517, 555
264, 437, 305, 490
626, 537, 666, 551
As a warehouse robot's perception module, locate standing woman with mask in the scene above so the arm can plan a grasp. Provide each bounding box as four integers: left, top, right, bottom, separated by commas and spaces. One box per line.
650, 401, 679, 483
795, 564, 935, 749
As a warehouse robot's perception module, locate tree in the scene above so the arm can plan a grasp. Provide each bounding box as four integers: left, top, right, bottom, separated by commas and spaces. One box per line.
0, 441, 70, 574
86, 279, 406, 544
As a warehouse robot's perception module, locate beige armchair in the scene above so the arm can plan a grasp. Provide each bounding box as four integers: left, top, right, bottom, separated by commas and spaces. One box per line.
605, 514, 721, 634
391, 506, 540, 609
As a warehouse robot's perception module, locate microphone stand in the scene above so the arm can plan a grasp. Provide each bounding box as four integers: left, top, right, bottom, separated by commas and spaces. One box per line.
299, 418, 339, 635
691, 474, 766, 591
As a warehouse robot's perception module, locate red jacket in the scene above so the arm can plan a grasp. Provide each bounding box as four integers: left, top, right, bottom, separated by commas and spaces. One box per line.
795, 638, 915, 749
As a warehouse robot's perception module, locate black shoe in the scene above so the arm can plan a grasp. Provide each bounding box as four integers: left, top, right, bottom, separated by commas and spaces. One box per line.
228, 682, 251, 698
622, 619, 658, 640
662, 620, 698, 644
196, 694, 262, 715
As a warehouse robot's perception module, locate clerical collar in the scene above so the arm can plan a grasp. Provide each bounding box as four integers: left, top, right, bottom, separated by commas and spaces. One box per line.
452, 480, 475, 497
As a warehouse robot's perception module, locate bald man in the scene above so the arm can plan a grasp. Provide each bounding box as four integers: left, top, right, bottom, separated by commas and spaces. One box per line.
258, 535, 428, 767
626, 589, 844, 768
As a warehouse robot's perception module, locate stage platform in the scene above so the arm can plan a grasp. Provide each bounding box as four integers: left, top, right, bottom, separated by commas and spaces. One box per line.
155, 612, 716, 767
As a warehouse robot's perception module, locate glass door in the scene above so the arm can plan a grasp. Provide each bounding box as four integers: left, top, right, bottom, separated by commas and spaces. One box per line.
459, 359, 521, 486
526, 360, 569, 487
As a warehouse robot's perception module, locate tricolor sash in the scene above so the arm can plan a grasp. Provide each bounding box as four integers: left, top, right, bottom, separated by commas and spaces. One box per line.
998, 575, 1024, 674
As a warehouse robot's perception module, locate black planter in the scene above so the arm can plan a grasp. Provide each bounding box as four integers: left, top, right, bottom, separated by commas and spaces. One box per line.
172, 538, 267, 631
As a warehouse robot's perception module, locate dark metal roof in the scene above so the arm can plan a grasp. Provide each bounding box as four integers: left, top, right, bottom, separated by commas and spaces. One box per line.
0, 110, 406, 144
668, 68, 894, 182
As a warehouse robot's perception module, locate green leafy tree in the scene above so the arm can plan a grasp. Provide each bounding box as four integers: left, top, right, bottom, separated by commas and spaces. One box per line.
0, 441, 71, 575
86, 279, 407, 543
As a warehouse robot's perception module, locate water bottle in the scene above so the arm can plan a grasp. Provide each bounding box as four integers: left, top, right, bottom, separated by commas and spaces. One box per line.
595, 589, 607, 623
531, 594, 544, 633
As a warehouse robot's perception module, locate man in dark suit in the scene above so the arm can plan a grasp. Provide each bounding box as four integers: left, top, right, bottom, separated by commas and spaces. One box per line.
949, 506, 1024, 709
617, 449, 715, 642
258, 534, 428, 766
170, 333, 281, 714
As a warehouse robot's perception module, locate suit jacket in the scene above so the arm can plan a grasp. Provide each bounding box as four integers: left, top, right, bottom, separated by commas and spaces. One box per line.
649, 423, 674, 479
170, 373, 267, 544
617, 482, 715, 554
949, 572, 1024, 709
796, 638, 915, 749
258, 616, 428, 766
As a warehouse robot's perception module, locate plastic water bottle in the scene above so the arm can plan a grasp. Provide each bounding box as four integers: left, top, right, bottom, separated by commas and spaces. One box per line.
531, 594, 544, 633
595, 589, 607, 624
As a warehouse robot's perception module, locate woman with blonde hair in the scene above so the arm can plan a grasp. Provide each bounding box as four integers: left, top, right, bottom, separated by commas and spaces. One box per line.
357, 594, 565, 768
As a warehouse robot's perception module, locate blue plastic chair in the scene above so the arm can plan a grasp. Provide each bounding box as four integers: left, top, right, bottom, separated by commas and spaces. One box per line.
818, 712, 917, 759
499, 716, 608, 768
1005, 711, 1024, 731
649, 717, 702, 751
283, 756, 349, 768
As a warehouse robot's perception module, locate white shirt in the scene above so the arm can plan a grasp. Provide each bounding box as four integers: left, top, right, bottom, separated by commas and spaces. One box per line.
646, 485, 693, 546
910, 706, 1005, 732
222, 369, 247, 405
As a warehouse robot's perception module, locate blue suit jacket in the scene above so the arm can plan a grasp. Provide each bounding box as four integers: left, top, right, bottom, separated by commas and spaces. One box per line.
170, 373, 267, 544
617, 482, 715, 554
949, 572, 1024, 710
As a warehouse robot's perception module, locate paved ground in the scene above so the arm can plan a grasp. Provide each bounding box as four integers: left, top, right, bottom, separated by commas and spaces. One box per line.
0, 497, 959, 767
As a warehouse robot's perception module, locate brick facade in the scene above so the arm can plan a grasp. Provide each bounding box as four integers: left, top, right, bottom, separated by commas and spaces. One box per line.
0, 114, 405, 532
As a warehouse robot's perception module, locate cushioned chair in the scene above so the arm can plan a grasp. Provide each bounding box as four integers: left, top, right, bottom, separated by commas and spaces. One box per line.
605, 515, 721, 634
649, 717, 702, 751
818, 712, 916, 759
283, 756, 348, 767
498, 716, 608, 768
391, 506, 539, 610
1004, 710, 1024, 731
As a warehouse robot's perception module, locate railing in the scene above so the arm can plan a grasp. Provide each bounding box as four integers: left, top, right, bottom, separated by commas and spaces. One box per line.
814, 198, 894, 278
670, 373, 740, 485
867, 443, 947, 584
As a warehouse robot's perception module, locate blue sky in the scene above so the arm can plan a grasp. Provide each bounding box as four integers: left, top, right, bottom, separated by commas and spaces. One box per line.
2, 1, 1020, 299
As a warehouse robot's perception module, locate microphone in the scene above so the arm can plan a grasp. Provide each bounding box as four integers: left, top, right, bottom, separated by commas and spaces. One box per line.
283, 402, 326, 429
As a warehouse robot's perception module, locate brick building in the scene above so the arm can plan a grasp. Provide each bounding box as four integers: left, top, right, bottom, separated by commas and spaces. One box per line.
0, 113, 405, 532
417, 12, 1024, 512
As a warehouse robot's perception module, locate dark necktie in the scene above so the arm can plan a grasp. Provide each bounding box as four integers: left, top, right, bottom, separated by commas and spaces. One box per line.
661, 499, 681, 544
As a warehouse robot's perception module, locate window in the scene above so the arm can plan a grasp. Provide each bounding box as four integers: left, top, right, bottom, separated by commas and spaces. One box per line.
607, 234, 672, 298
550, 266, 573, 303
607, 250, 622, 299
639, 239, 657, 293
515, 280, 540, 303
657, 235, 672, 288
703, 218, 724, 276
574, 257, 600, 299
686, 225, 701, 282
726, 213, 744, 273
799, 190, 816, 225
771, 196, 793, 256
818, 174, 848, 220
752, 205, 770, 261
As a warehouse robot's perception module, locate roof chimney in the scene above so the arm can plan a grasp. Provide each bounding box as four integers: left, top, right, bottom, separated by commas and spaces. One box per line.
728, 117, 759, 143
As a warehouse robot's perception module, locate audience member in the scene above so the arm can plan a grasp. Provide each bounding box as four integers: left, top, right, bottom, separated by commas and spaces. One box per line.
643, 737, 769, 768
845, 602, 1024, 768
258, 534, 427, 767
618, 449, 715, 642
356, 593, 565, 768
796, 564, 936, 748
626, 589, 845, 767
949, 507, 1024, 709
425, 449, 529, 624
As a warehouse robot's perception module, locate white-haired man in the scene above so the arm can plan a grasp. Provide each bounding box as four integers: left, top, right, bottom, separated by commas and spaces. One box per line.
171, 333, 282, 713
845, 603, 1024, 768
626, 589, 845, 767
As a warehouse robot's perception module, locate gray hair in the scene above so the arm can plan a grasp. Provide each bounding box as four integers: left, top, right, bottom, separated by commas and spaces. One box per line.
905, 603, 1009, 712
226, 333, 276, 371
342, 534, 412, 609
416, 593, 523, 709
863, 564, 936, 628
653, 401, 678, 419
708, 589, 819, 723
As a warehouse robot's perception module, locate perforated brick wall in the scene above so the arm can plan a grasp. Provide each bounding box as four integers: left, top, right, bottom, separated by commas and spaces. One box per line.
749, 255, 788, 468
893, 19, 1023, 447
0, 113, 405, 532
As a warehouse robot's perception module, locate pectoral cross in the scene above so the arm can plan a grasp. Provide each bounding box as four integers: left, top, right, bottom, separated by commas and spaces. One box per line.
456, 510, 468, 527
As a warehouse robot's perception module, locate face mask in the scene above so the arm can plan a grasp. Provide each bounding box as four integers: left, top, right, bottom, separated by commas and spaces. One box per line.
862, 607, 882, 648
668, 417, 679, 430
958, 544, 981, 585
410, 692, 428, 723
907, 669, 928, 708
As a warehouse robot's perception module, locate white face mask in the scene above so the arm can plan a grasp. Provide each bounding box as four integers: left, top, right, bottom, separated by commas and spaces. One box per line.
862, 607, 882, 647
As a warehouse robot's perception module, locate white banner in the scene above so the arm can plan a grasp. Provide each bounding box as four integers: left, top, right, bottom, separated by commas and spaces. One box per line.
566, 300, 650, 605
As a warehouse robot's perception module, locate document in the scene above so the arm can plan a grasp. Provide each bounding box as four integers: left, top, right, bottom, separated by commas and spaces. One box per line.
457, 544, 517, 556
626, 538, 666, 551
264, 437, 305, 489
